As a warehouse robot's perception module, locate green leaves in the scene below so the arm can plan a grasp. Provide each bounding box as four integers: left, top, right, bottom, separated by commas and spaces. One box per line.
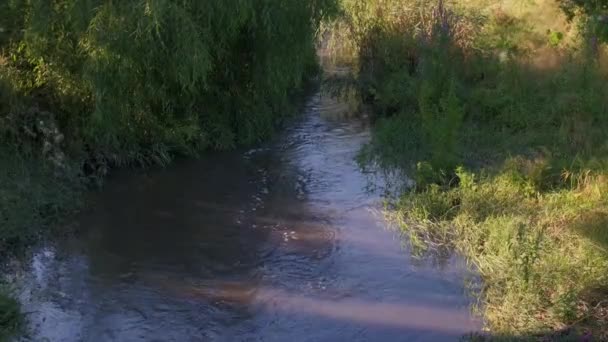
1, 0, 337, 166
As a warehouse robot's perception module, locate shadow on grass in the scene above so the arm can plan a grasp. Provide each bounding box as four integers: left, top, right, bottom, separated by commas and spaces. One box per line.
573, 210, 608, 254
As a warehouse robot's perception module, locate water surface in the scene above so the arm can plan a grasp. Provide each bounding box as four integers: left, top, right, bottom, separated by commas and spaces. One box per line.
13, 92, 479, 341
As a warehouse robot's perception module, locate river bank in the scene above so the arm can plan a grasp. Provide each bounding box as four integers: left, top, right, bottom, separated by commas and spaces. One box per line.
326, 0, 608, 339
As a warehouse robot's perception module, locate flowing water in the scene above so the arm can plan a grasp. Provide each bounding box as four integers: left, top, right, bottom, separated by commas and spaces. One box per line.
11, 90, 480, 341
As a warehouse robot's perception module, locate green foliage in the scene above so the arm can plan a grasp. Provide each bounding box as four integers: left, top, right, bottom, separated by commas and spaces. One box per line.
419, 78, 465, 170
343, 1, 608, 178
548, 30, 565, 47
1, 0, 338, 165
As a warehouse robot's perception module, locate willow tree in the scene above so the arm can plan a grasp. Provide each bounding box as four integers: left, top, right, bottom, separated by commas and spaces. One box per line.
1, 0, 338, 166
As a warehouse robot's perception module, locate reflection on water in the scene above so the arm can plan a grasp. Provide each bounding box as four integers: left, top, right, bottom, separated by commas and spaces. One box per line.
11, 91, 480, 341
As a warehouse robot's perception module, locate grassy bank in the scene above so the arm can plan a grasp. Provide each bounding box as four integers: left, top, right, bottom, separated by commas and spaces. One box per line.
326, 0, 608, 339
397, 163, 608, 339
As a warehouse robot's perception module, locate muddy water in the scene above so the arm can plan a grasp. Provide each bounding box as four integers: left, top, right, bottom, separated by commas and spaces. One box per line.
13, 92, 479, 341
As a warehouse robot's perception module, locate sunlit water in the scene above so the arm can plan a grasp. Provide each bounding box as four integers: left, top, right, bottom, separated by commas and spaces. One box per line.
10, 91, 480, 341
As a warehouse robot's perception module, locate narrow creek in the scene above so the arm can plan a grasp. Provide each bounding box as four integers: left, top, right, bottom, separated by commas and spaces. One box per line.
11, 90, 480, 341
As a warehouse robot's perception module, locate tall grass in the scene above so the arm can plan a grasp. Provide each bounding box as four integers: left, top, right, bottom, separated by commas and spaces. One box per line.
395, 163, 608, 338
327, 0, 608, 338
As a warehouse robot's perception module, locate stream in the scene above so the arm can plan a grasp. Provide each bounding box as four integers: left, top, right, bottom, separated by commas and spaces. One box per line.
11, 90, 480, 341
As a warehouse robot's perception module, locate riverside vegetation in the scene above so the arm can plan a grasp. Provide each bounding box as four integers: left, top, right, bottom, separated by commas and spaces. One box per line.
0, 0, 338, 339
324, 0, 608, 340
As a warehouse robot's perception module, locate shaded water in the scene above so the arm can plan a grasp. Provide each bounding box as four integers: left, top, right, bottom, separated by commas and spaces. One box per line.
12, 91, 479, 341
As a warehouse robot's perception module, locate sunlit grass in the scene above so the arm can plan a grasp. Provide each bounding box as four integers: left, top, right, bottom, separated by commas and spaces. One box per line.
394, 162, 608, 337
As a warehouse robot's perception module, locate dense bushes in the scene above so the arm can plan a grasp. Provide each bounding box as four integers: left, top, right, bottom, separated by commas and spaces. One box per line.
328, 0, 608, 338
1, 0, 337, 164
